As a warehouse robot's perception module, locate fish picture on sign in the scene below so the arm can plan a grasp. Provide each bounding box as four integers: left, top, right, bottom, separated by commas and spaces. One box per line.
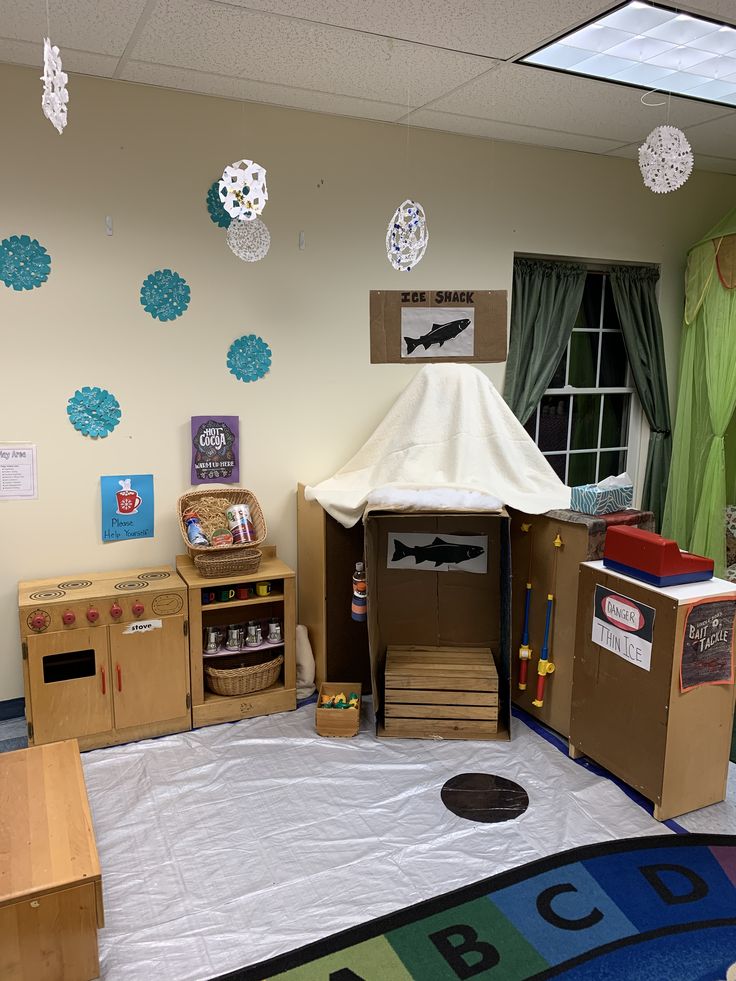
401, 306, 475, 359
387, 533, 487, 574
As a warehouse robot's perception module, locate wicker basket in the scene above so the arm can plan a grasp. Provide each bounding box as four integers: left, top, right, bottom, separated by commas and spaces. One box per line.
204, 654, 283, 696
194, 548, 262, 578
178, 487, 267, 560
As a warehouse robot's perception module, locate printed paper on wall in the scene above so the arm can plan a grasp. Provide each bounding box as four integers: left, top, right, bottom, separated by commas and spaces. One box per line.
191, 416, 239, 483
680, 598, 736, 692
401, 306, 474, 359
101, 474, 154, 542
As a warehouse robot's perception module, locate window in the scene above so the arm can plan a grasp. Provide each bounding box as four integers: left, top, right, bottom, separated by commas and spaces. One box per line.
523, 271, 641, 486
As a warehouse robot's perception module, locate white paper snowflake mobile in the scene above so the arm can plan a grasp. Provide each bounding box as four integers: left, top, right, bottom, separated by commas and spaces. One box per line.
219, 160, 268, 221
226, 217, 271, 262
41, 37, 68, 134
386, 199, 429, 272
638, 125, 693, 194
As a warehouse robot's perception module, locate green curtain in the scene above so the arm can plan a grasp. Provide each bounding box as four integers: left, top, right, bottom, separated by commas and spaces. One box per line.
609, 265, 672, 530
663, 213, 736, 578
504, 258, 586, 425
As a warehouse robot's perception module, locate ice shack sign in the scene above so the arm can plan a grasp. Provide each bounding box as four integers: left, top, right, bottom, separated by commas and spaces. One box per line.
369, 290, 507, 364
592, 585, 656, 671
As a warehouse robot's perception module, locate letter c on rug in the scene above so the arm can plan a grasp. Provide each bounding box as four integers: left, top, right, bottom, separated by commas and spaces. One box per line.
640, 863, 709, 905
536, 883, 604, 931
429, 924, 500, 978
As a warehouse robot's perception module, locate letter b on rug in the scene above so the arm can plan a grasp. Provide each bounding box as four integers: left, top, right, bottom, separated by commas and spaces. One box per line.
429, 924, 500, 978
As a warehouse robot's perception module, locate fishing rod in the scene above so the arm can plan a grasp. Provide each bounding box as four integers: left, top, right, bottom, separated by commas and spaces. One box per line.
532, 532, 562, 708
518, 522, 533, 691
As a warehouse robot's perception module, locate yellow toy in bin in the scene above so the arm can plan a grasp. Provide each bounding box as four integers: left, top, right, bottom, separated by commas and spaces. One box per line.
316, 682, 362, 737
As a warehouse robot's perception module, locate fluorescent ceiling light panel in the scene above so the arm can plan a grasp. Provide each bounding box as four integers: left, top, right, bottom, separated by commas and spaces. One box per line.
523, 1, 736, 106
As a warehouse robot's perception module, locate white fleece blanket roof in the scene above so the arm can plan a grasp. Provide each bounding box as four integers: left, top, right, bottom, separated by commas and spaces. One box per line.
306, 364, 570, 527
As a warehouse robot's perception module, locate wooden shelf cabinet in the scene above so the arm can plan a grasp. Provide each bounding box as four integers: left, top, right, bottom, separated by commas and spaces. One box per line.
176, 548, 297, 728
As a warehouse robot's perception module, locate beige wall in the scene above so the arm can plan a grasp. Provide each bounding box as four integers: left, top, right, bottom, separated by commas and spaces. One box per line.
0, 62, 733, 700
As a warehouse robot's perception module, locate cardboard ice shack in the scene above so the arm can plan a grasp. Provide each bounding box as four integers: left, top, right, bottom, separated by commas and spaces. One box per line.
303, 365, 571, 740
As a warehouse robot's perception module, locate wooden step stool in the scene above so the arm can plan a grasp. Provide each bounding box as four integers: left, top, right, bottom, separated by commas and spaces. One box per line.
383, 646, 499, 739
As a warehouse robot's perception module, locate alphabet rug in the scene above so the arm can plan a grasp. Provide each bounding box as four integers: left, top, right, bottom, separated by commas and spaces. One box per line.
214, 834, 736, 981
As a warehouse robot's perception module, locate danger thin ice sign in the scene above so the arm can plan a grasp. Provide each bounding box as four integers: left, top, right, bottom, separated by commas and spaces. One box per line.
592, 585, 656, 672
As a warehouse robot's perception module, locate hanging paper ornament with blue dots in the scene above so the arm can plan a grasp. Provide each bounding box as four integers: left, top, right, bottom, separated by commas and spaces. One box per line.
206, 180, 231, 228
227, 335, 272, 382
0, 235, 51, 290
67, 387, 121, 438
140, 269, 190, 321
386, 199, 429, 272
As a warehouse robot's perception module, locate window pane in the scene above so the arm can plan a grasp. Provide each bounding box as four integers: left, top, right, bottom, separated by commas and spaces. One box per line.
602, 277, 621, 330
571, 394, 601, 450
599, 332, 628, 387
569, 331, 599, 388
598, 449, 627, 481
568, 452, 597, 485
538, 395, 570, 452
601, 394, 630, 448
548, 351, 566, 389
544, 453, 567, 482
523, 408, 537, 440
574, 275, 603, 330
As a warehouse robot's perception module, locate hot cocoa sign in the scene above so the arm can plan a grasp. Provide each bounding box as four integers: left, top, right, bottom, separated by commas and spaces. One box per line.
191, 416, 239, 484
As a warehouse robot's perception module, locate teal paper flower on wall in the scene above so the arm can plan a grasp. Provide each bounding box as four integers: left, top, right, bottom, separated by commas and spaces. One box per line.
140, 269, 190, 321
0, 234, 51, 290
227, 335, 272, 382
67, 387, 122, 438
207, 181, 231, 228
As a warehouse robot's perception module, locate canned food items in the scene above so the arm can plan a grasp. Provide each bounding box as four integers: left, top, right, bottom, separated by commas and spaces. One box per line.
225, 504, 256, 544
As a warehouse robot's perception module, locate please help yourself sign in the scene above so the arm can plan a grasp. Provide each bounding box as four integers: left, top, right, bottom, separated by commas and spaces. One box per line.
592, 585, 656, 671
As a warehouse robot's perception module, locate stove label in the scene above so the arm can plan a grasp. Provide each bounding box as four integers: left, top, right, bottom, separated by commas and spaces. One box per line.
123, 619, 162, 635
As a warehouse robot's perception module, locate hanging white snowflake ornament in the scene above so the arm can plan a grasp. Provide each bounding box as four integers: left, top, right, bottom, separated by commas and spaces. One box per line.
226, 217, 271, 262
218, 160, 268, 221
41, 38, 69, 134
638, 125, 693, 194
386, 199, 429, 272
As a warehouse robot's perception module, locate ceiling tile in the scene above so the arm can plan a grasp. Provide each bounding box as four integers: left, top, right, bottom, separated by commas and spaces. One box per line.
211, 0, 616, 60
402, 107, 625, 154
425, 63, 729, 143
129, 0, 494, 105
676, 111, 736, 157
0, 0, 150, 56
0, 35, 119, 75
121, 60, 409, 120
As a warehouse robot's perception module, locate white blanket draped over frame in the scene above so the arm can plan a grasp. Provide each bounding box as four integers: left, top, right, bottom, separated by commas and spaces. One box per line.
306, 364, 571, 527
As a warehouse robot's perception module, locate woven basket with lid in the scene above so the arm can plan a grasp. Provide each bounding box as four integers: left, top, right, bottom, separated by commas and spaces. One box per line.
177, 487, 266, 577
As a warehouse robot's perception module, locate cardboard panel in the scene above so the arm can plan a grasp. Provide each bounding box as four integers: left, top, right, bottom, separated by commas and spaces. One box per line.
365, 508, 510, 740
570, 565, 678, 803
369, 290, 507, 364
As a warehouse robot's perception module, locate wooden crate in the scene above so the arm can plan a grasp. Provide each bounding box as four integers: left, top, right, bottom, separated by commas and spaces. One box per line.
384, 646, 499, 739
316, 682, 362, 737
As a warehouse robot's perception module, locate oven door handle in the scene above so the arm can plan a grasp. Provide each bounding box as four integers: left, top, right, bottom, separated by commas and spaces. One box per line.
101, 665, 106, 696
116, 664, 122, 692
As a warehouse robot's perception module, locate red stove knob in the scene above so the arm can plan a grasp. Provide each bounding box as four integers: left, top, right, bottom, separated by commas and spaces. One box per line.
110, 603, 123, 620
86, 607, 100, 623
62, 610, 76, 626
132, 602, 145, 617
31, 613, 47, 631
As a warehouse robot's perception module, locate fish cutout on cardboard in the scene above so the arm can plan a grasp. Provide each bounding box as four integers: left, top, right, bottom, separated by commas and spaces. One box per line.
400, 306, 475, 359
388, 534, 488, 573
405, 318, 471, 355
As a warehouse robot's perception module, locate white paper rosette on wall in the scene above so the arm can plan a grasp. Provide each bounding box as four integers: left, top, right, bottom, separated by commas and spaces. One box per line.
638, 125, 693, 194
219, 159, 268, 221
226, 217, 271, 262
386, 199, 429, 272
41, 37, 68, 134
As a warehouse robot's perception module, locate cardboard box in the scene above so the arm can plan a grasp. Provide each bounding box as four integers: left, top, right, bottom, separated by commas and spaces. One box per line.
510, 508, 654, 739
316, 682, 362, 737
385, 645, 499, 739
570, 561, 736, 821
570, 483, 634, 515
363, 508, 511, 740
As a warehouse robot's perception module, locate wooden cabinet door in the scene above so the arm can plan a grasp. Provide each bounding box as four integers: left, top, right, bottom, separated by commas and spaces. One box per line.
109, 616, 188, 730
26, 629, 112, 745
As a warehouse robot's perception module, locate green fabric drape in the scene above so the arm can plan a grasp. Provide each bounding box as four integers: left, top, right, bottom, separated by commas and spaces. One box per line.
663, 208, 736, 578
609, 265, 672, 530
504, 258, 586, 425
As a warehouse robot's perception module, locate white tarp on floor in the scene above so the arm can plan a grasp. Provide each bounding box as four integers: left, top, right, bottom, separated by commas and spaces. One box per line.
82, 703, 734, 981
